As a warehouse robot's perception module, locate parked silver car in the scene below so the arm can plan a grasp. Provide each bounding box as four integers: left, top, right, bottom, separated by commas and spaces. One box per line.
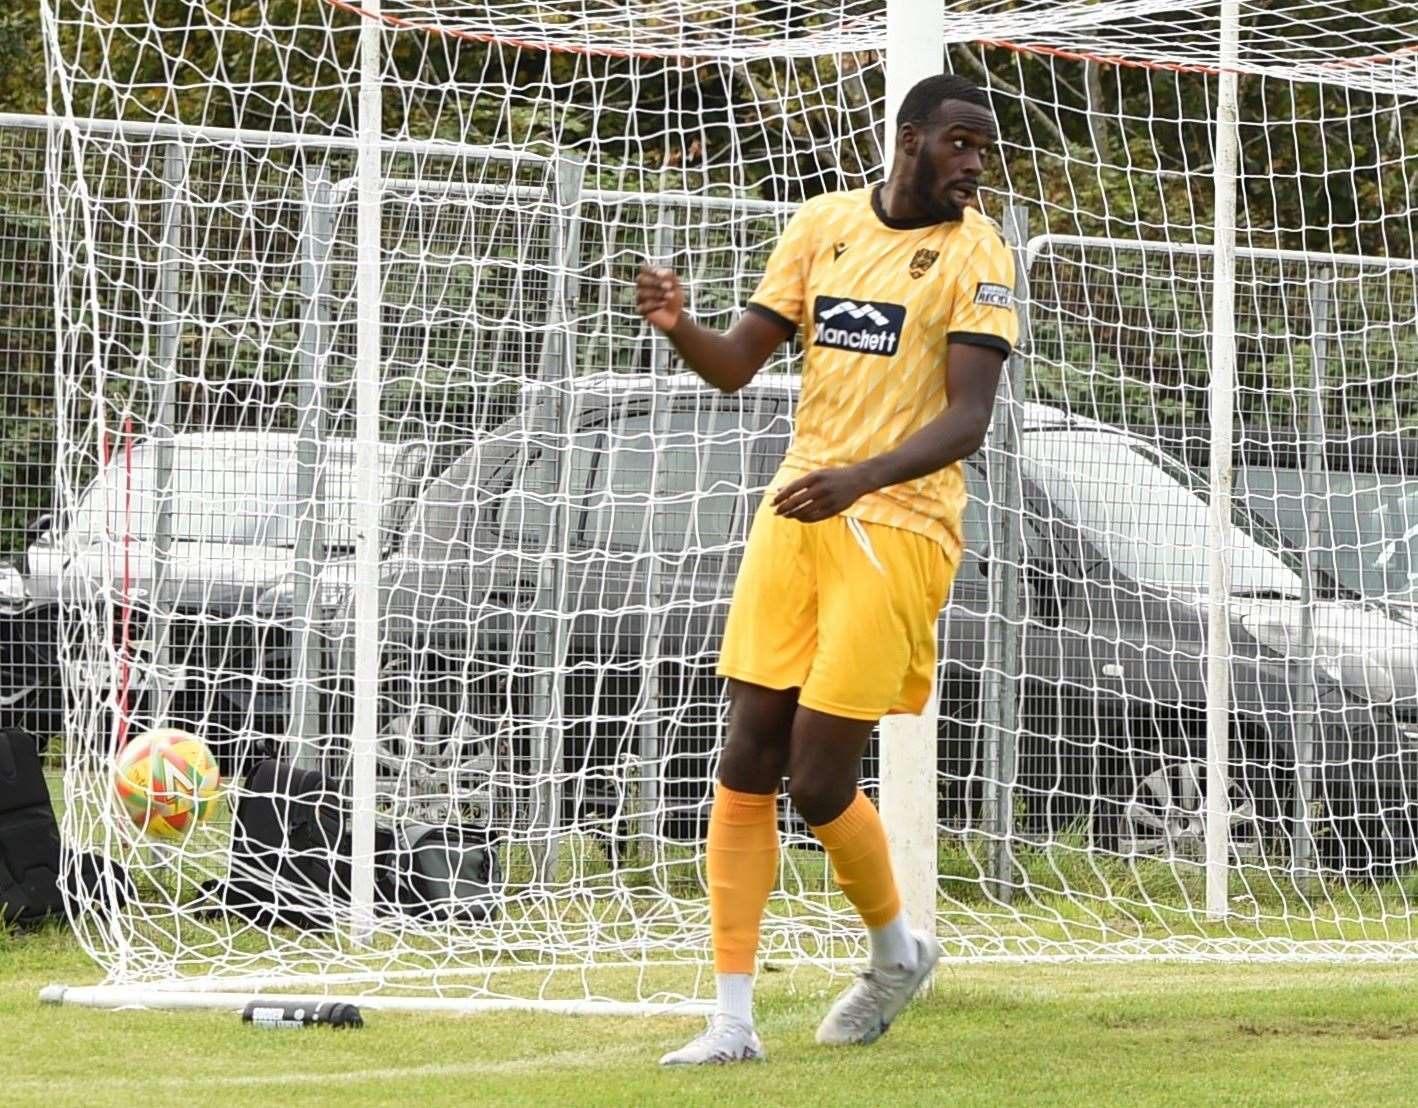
21, 431, 437, 769
298, 373, 1418, 874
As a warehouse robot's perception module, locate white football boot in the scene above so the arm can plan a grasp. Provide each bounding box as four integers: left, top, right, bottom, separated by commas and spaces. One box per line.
659, 1014, 765, 1066
815, 930, 942, 1046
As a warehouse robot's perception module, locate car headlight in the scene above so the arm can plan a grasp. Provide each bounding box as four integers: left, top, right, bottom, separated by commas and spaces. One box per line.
0, 562, 28, 604
1238, 610, 1402, 701
260, 568, 355, 614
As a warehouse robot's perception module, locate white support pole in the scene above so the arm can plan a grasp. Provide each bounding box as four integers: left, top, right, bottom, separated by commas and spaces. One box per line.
350, 0, 383, 939
40, 984, 711, 1019
1205, 0, 1242, 921
879, 0, 943, 938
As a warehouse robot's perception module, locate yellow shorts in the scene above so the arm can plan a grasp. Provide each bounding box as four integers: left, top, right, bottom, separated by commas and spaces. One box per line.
717, 496, 956, 721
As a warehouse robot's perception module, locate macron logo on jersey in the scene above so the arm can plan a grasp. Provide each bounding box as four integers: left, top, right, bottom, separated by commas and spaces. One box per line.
812, 296, 907, 357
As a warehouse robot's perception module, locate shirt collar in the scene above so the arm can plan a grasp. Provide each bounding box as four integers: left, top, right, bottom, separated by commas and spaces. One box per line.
870, 183, 961, 230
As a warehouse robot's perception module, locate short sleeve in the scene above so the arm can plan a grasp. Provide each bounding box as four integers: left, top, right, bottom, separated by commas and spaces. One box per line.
746, 202, 819, 335
945, 231, 1019, 358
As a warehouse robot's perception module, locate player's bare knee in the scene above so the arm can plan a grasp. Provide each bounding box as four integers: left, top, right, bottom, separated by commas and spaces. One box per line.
783, 706, 872, 823
786, 772, 855, 827
717, 733, 788, 793
717, 682, 795, 792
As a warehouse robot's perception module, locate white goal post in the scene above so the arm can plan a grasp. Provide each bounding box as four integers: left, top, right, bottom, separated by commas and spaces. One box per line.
877, 0, 947, 962
33, 0, 1418, 1016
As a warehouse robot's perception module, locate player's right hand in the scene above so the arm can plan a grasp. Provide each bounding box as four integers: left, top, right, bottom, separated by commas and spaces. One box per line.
635, 265, 683, 333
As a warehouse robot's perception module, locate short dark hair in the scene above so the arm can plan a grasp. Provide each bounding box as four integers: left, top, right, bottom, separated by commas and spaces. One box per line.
896, 74, 991, 129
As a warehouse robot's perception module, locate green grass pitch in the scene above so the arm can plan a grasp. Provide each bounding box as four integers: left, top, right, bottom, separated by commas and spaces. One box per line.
13, 763, 1418, 1104
6, 921, 1418, 1107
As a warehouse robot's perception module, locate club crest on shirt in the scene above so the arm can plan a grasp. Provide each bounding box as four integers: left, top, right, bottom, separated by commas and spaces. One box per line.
908, 248, 939, 279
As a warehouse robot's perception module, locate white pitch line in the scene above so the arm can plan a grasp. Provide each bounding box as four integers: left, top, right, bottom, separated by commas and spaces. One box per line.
10, 1042, 656, 1093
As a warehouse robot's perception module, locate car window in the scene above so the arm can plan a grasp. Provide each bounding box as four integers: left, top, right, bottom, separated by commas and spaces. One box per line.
1239, 467, 1418, 602
463, 428, 600, 549
69, 440, 396, 551
406, 449, 499, 549
1024, 431, 1302, 597
496, 435, 600, 543
579, 407, 752, 551
958, 466, 1063, 585
401, 425, 600, 557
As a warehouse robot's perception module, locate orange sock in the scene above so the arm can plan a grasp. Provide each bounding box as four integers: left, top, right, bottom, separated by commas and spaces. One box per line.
809, 789, 902, 928
707, 783, 780, 975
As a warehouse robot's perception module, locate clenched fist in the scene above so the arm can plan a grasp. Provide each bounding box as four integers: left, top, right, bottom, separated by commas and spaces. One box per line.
636, 265, 684, 332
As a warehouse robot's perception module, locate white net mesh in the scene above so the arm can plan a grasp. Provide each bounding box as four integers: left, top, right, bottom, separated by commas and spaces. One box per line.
34, 0, 1418, 1007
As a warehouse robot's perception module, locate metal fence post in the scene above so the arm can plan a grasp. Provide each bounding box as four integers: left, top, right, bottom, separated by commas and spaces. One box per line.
149, 142, 187, 726
1293, 269, 1330, 883
291, 164, 333, 769
529, 153, 585, 882
980, 204, 1031, 903
637, 196, 676, 853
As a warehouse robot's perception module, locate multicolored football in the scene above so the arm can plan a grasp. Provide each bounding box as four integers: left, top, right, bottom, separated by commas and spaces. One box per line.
113, 728, 223, 840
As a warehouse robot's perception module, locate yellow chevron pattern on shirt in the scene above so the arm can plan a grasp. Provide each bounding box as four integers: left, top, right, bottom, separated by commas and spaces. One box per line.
747, 185, 1019, 562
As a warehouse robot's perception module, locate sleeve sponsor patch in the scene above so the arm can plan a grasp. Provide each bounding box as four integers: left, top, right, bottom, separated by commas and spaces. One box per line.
973, 282, 1013, 309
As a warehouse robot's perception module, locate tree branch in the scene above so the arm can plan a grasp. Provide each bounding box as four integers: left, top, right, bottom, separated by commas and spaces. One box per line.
951, 44, 1070, 154
1085, 61, 1112, 166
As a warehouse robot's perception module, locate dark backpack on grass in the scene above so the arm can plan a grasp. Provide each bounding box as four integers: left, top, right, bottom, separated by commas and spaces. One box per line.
216, 758, 501, 929
0, 728, 133, 929
216, 759, 400, 930
0, 727, 62, 926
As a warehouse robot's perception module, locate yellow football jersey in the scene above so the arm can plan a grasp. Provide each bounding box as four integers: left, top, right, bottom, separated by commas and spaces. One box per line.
747, 185, 1019, 562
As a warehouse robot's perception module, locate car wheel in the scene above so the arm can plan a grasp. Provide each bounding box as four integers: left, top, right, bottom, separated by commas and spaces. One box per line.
1119, 757, 1263, 861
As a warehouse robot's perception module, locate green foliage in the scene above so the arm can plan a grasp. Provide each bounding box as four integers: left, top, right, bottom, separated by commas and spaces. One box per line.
0, 121, 55, 553
0, 8, 46, 116
4, 9, 1418, 552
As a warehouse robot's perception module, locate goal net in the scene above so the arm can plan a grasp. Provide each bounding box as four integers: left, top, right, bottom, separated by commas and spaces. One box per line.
38, 0, 1418, 1013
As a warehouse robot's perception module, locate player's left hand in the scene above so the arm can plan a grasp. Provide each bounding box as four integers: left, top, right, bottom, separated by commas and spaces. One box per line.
772, 466, 875, 522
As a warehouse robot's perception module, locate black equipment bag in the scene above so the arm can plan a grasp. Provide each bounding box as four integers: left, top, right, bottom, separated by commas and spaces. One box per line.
220, 759, 501, 928
390, 823, 503, 922
0, 728, 63, 926
0, 728, 131, 927
219, 759, 395, 929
